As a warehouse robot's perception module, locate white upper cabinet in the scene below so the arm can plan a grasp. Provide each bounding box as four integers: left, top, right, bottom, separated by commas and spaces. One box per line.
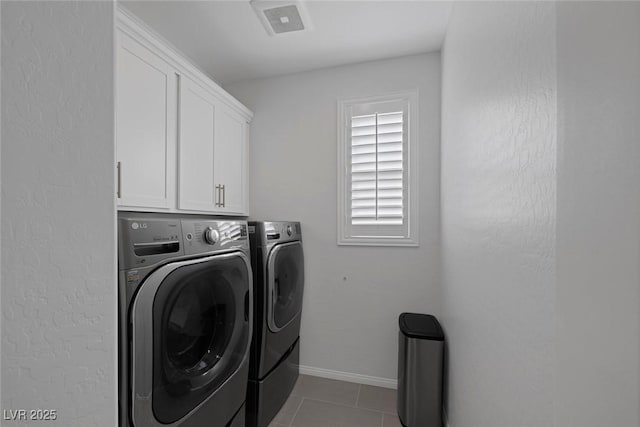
178, 76, 217, 212
178, 77, 249, 214
116, 32, 176, 209
214, 105, 249, 215
115, 8, 252, 215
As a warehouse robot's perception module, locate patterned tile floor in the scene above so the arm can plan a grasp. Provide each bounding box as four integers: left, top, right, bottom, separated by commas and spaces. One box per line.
268, 375, 402, 427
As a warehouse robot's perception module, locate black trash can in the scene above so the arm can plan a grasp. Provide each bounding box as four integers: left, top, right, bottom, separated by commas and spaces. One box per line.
397, 313, 444, 427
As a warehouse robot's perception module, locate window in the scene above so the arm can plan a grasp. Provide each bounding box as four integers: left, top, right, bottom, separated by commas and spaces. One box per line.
337, 90, 419, 246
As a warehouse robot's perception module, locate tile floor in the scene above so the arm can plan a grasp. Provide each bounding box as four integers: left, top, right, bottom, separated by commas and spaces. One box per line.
268, 375, 402, 427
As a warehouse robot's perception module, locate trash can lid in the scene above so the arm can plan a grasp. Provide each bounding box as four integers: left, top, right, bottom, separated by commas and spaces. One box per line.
399, 313, 444, 341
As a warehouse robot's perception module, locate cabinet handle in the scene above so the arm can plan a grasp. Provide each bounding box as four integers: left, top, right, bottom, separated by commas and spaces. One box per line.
215, 184, 220, 207
117, 161, 122, 199
222, 184, 226, 208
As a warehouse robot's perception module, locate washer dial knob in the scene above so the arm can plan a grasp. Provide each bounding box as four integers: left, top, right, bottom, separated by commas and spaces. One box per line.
203, 227, 219, 245
286, 225, 293, 236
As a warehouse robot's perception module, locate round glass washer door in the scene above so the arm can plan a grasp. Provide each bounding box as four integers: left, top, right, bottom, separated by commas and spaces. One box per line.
131, 252, 251, 426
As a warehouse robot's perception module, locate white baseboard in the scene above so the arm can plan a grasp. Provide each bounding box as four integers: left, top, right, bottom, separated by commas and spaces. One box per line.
299, 365, 397, 389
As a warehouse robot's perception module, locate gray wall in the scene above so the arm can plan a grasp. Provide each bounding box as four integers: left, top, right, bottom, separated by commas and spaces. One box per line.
441, 2, 557, 425
1, 2, 116, 425
555, 2, 640, 426
442, 2, 640, 426
226, 53, 441, 384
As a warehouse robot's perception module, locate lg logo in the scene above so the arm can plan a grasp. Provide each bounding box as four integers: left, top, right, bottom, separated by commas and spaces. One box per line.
131, 222, 148, 230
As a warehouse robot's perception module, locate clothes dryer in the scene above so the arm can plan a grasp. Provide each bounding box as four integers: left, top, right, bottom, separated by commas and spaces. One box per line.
246, 221, 305, 427
118, 214, 252, 427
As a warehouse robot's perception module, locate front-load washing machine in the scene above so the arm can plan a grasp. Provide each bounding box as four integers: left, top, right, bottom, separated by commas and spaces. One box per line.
246, 221, 305, 427
118, 214, 252, 427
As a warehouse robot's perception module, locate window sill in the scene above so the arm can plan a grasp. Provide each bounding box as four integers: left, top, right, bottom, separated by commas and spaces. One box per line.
337, 236, 419, 247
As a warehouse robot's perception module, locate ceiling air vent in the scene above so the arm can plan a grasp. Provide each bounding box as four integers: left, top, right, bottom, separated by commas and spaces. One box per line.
250, 0, 313, 36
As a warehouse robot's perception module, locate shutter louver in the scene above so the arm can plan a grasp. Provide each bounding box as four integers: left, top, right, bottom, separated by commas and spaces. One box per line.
350, 111, 404, 226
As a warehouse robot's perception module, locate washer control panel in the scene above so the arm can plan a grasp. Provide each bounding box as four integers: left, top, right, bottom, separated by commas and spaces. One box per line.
203, 227, 220, 245
119, 215, 250, 279
181, 219, 248, 256
118, 217, 185, 270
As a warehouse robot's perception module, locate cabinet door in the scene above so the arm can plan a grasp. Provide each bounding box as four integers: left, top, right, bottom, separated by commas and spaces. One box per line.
177, 75, 217, 212
116, 32, 176, 209
214, 106, 249, 215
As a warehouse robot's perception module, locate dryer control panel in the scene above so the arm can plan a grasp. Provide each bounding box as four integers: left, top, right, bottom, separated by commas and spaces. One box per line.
249, 221, 302, 248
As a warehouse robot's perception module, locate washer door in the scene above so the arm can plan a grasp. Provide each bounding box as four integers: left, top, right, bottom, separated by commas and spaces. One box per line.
131, 252, 252, 426
267, 241, 304, 332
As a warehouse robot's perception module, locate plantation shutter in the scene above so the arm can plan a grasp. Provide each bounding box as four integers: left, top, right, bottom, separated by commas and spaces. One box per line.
350, 109, 404, 226
338, 91, 418, 246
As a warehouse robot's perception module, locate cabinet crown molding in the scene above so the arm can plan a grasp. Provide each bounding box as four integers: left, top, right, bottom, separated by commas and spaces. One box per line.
116, 5, 253, 123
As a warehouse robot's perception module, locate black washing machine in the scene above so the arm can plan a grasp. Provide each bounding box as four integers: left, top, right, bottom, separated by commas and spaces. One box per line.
118, 214, 252, 427
246, 221, 305, 427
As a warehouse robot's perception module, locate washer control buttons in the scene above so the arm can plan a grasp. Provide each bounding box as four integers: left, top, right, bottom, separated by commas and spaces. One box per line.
203, 227, 220, 245
286, 225, 293, 236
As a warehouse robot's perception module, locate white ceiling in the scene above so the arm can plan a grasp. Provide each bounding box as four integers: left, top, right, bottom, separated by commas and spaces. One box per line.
121, 0, 453, 85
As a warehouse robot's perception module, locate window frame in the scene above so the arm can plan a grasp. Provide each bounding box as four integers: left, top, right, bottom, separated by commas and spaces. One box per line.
337, 90, 420, 247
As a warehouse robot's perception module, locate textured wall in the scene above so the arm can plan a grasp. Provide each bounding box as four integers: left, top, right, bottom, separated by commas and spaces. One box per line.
441, 2, 557, 426
555, 3, 640, 426
226, 53, 441, 384
1, 2, 116, 426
